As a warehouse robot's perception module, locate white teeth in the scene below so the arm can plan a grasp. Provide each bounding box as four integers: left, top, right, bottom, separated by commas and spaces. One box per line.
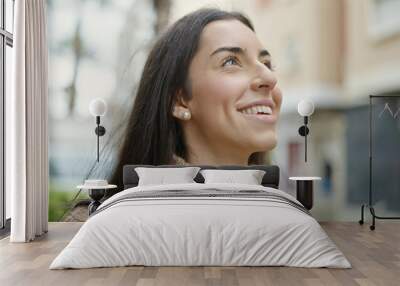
263, 106, 272, 114
239, 105, 272, 115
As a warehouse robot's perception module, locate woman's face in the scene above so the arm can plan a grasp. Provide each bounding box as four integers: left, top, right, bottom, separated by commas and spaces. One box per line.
176, 19, 282, 163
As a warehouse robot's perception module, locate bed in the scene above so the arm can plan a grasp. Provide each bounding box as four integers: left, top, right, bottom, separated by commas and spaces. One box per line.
49, 165, 351, 269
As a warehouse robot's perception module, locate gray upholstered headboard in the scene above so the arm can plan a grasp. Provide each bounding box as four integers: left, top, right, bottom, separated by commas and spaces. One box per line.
123, 165, 280, 189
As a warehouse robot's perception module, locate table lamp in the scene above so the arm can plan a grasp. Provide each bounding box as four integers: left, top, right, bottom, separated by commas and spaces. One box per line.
297, 99, 314, 162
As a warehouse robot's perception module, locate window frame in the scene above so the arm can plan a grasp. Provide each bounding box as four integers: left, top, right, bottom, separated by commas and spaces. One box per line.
0, 0, 14, 236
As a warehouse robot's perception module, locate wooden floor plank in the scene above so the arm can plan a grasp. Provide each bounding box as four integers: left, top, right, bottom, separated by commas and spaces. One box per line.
0, 222, 399, 286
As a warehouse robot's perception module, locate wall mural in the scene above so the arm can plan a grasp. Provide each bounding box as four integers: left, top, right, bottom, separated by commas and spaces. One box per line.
47, 0, 169, 221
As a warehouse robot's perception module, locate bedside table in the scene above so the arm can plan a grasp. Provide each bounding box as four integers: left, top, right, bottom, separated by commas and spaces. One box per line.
289, 177, 321, 210
76, 184, 117, 215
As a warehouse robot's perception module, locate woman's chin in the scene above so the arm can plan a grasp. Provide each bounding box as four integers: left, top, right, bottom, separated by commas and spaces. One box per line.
250, 135, 277, 152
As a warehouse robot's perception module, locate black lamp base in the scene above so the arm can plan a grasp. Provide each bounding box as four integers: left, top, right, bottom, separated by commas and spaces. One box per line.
298, 125, 309, 136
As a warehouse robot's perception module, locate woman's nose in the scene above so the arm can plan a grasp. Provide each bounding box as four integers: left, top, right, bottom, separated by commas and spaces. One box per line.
250, 65, 277, 92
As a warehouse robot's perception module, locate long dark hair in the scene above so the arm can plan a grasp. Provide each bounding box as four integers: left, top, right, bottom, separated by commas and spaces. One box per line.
108, 8, 268, 193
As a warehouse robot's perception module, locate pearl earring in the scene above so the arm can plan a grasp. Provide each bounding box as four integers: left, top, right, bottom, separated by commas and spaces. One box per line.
182, 111, 191, 120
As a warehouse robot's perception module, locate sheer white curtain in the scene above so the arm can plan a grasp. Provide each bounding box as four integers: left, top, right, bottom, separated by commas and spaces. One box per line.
7, 0, 49, 242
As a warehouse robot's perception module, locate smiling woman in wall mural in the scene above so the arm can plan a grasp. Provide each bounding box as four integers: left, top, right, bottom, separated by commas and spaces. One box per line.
108, 8, 283, 192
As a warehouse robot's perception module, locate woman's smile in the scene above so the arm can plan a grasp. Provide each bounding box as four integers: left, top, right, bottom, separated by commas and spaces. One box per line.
239, 110, 277, 124
236, 97, 277, 125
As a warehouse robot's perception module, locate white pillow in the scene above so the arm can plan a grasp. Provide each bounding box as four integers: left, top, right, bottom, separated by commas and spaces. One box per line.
200, 169, 266, 185
135, 167, 201, 186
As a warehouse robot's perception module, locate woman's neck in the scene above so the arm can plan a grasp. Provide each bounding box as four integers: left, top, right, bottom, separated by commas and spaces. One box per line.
184, 147, 250, 166
181, 121, 252, 166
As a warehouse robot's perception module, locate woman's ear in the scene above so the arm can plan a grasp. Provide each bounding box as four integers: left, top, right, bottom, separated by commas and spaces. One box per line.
172, 88, 191, 119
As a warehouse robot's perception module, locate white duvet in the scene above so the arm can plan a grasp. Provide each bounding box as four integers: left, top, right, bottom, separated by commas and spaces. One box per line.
49, 183, 351, 269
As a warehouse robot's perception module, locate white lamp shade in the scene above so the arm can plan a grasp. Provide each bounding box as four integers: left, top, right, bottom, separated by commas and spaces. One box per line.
89, 98, 107, 117
297, 99, 314, 116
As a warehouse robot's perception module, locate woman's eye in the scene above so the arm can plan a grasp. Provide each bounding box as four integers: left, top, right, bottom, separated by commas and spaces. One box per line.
222, 57, 239, 67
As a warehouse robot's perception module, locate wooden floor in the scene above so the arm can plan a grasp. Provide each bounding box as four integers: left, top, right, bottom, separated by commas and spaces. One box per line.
0, 222, 399, 286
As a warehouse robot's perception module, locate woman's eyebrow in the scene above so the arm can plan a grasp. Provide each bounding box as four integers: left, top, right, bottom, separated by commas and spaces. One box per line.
210, 46, 271, 58
210, 46, 244, 57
